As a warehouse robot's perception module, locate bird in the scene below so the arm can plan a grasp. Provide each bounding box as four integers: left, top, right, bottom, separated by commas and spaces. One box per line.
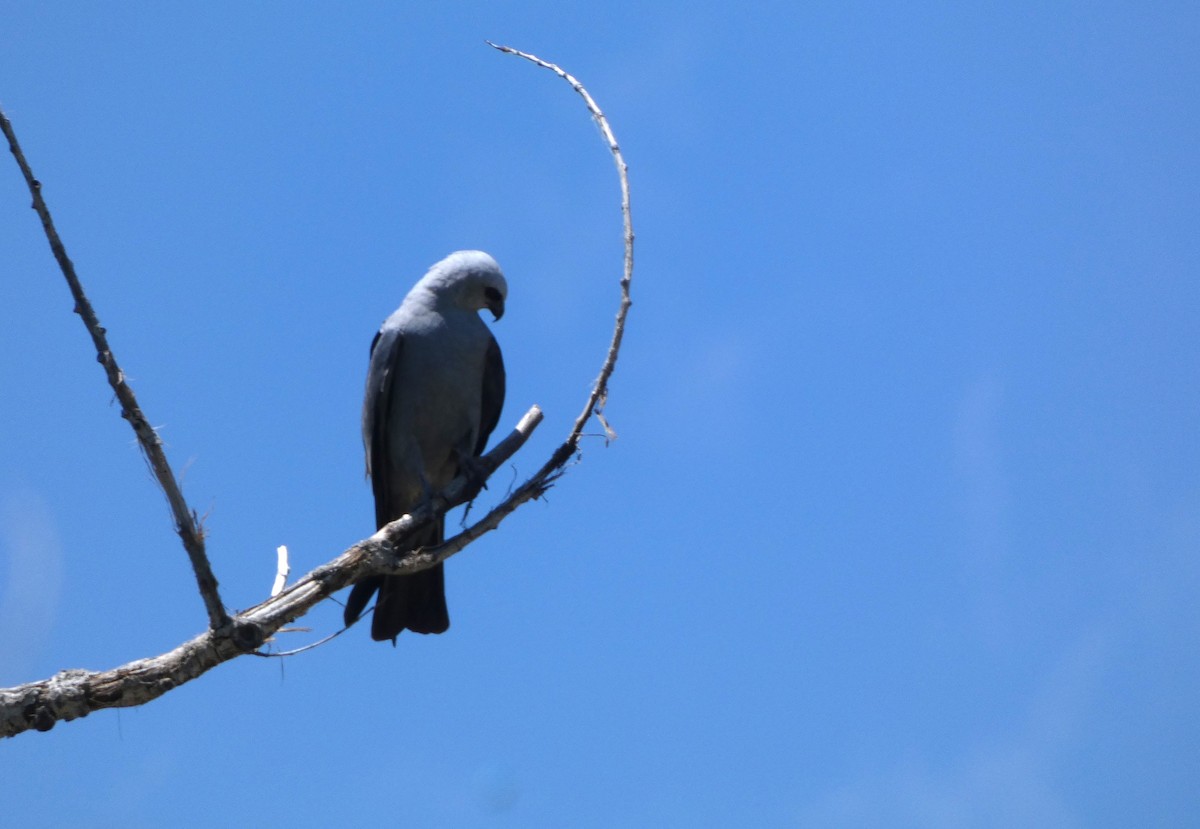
343, 250, 507, 642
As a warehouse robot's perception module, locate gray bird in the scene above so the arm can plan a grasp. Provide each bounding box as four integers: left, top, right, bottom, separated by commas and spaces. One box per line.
344, 250, 507, 641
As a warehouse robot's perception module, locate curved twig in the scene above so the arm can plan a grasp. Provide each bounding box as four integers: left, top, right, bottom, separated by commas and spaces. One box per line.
486, 42, 635, 447
427, 42, 636, 583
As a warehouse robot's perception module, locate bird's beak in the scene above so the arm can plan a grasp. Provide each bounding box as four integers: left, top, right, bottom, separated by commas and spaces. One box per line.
488, 298, 505, 321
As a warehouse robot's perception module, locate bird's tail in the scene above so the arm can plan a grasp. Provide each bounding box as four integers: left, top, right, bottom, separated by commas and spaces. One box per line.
343, 520, 448, 642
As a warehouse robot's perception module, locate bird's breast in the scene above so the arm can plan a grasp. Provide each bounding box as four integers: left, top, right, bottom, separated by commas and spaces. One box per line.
388, 314, 489, 486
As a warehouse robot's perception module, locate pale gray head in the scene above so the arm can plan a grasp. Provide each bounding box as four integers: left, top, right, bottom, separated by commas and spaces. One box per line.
419, 250, 508, 321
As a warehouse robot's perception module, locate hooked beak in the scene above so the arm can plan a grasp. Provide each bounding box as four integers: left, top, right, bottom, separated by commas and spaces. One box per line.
488, 297, 505, 322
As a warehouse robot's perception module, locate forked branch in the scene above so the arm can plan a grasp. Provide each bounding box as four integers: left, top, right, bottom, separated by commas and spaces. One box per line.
0, 407, 542, 738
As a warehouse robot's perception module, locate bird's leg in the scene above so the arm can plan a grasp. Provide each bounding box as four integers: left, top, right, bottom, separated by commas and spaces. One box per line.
454, 447, 491, 500
417, 470, 437, 505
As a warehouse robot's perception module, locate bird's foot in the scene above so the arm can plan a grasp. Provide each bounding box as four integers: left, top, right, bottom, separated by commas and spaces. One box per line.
456, 451, 493, 499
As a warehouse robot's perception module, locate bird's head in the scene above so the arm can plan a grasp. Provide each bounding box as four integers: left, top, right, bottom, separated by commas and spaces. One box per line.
424, 250, 507, 321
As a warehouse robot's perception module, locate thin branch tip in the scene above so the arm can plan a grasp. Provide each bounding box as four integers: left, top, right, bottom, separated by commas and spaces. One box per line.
1, 105, 228, 631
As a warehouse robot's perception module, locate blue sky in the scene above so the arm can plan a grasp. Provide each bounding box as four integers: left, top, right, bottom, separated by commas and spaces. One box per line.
2, 3, 1198, 826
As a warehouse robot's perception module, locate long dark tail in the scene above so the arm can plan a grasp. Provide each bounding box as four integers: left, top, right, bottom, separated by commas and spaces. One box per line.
342, 520, 448, 641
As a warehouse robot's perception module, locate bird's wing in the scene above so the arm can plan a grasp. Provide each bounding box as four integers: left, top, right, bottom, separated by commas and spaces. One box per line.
363, 324, 404, 530
343, 322, 410, 630
475, 334, 506, 456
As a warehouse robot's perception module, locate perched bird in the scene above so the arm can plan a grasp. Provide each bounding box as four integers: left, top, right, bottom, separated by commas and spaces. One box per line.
344, 250, 507, 641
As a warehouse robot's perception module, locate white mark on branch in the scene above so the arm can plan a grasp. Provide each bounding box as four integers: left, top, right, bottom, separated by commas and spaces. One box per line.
272, 546, 290, 598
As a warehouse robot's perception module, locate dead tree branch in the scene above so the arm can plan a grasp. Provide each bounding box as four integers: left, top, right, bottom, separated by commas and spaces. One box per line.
0, 407, 542, 738
0, 44, 634, 739
487, 42, 635, 448
1, 109, 228, 631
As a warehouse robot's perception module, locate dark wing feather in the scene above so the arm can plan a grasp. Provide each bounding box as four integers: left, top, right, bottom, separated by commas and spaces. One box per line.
367, 328, 403, 530
343, 326, 404, 628
474, 334, 506, 456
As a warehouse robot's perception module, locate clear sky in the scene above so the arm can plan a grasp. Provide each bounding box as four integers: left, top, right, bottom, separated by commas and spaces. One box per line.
2, 3, 1198, 827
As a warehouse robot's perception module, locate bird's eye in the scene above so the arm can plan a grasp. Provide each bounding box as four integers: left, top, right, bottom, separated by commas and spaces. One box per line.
484, 287, 502, 302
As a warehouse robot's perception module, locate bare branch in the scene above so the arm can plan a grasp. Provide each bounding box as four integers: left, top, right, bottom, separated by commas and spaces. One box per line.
0, 107, 229, 631
487, 42, 635, 451
0, 406, 543, 738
